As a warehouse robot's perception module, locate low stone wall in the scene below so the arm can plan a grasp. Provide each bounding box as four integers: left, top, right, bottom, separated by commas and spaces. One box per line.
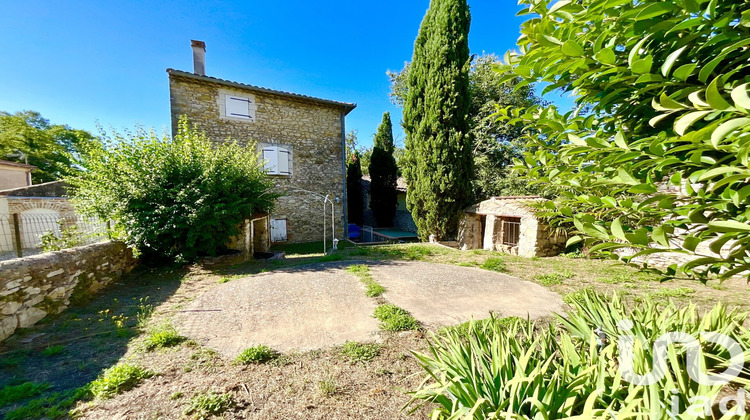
0, 241, 136, 342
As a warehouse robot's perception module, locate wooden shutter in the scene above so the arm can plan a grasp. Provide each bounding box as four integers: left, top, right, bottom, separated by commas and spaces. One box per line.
277, 146, 291, 175
262, 146, 278, 174
225, 95, 252, 120
270, 219, 287, 242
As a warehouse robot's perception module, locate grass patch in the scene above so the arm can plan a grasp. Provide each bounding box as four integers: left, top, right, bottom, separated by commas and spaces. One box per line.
184, 391, 234, 418
184, 347, 221, 373
534, 271, 573, 286
235, 345, 277, 364
373, 304, 419, 331
90, 363, 153, 399
318, 377, 338, 397
40, 345, 65, 357
563, 288, 596, 305
479, 257, 506, 272
347, 264, 386, 297
0, 351, 29, 369
143, 323, 186, 351
318, 253, 344, 262
0, 382, 50, 407
340, 341, 380, 363
5, 385, 90, 420
647, 287, 695, 299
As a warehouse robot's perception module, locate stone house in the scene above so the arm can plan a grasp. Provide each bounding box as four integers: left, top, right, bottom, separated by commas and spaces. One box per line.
168, 41, 356, 244
360, 175, 417, 233
0, 160, 36, 191
457, 196, 566, 258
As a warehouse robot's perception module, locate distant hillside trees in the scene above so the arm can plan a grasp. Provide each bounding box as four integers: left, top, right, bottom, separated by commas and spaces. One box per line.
0, 110, 98, 183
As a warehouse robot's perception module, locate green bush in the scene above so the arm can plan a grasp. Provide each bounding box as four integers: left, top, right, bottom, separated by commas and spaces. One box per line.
373, 304, 419, 331
90, 363, 152, 399
235, 345, 277, 364
0, 382, 50, 407
68, 117, 278, 262
408, 291, 750, 418
340, 341, 380, 363
143, 323, 185, 351
479, 257, 506, 272
184, 391, 234, 418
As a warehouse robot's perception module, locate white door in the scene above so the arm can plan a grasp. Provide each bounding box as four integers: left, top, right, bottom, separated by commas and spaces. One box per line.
270, 219, 287, 242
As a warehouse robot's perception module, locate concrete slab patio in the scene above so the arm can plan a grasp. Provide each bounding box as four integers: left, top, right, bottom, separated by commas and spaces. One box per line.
371, 261, 564, 327
174, 261, 564, 357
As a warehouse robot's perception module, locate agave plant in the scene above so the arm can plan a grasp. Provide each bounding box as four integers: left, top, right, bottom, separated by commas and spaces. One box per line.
407, 292, 750, 419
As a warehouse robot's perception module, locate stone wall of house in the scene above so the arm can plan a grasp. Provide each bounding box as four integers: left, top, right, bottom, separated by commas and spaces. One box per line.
7, 197, 76, 216
0, 241, 136, 342
169, 73, 346, 243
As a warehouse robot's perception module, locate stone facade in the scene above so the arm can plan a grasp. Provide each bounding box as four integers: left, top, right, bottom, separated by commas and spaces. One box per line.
168, 69, 356, 243
0, 241, 137, 342
458, 197, 567, 258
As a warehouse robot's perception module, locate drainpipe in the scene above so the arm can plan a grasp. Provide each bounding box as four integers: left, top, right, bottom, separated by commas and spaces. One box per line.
340, 111, 348, 239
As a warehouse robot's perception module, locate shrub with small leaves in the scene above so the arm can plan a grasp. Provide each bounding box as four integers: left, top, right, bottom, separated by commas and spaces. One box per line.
235, 345, 277, 364
90, 363, 152, 399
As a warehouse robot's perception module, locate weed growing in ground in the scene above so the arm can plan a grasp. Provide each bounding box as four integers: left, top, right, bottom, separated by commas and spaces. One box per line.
318, 253, 344, 262
184, 347, 221, 373
170, 391, 183, 400
0, 351, 29, 369
183, 391, 234, 418
135, 297, 154, 329
479, 257, 506, 272
90, 363, 153, 399
0, 382, 50, 407
534, 271, 573, 286
442, 316, 524, 337
347, 264, 386, 297
235, 345, 277, 364
143, 323, 185, 351
318, 377, 338, 397
647, 287, 695, 299
373, 304, 419, 331
563, 288, 595, 305
40, 345, 65, 357
4, 385, 91, 420
340, 341, 380, 363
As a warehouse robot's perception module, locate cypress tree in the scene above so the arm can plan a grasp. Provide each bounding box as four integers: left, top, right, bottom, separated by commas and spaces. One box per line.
346, 152, 364, 226
368, 112, 398, 227
402, 0, 473, 240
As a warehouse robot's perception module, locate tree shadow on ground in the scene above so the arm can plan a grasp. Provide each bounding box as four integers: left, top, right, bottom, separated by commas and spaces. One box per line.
0, 265, 186, 418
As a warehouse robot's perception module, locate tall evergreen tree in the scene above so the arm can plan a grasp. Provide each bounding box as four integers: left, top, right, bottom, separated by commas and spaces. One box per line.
402, 0, 473, 239
368, 112, 398, 227
346, 152, 364, 226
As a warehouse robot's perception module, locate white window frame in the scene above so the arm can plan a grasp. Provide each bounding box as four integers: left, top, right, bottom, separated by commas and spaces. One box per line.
218, 90, 257, 122
260, 143, 293, 176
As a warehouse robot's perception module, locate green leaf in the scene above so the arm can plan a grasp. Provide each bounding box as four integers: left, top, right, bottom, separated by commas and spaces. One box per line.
708, 220, 750, 232
566, 235, 583, 247
631, 56, 653, 74
614, 131, 629, 149
568, 133, 587, 146
611, 217, 627, 241
635, 3, 675, 20
548, 0, 572, 15
659, 93, 687, 110
674, 111, 711, 136
628, 37, 649, 67
683, 236, 701, 252
730, 84, 750, 110
697, 166, 746, 181
651, 225, 670, 247
706, 77, 733, 110
561, 40, 584, 57
594, 48, 616, 65
710, 118, 750, 148
628, 183, 657, 194
661, 46, 686, 77
673, 63, 697, 81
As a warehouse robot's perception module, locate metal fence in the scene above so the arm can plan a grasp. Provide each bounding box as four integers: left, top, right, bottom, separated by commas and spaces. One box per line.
0, 213, 109, 261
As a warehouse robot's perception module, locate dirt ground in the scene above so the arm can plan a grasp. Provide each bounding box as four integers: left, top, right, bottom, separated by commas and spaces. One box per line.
1, 242, 748, 419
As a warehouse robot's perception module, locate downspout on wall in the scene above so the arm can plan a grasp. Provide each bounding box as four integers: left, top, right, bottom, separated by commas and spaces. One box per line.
340, 111, 348, 238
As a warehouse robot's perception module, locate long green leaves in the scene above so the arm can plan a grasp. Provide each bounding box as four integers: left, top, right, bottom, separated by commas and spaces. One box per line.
407, 292, 750, 419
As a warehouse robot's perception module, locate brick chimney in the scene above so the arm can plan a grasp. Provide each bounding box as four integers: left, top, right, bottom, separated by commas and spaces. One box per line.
191, 40, 206, 76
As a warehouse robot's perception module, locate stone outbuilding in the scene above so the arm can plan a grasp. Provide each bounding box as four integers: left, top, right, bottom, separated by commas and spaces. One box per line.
458, 196, 566, 258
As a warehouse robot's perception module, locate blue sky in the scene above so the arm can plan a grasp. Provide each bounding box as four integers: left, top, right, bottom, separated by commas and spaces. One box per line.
0, 1, 574, 149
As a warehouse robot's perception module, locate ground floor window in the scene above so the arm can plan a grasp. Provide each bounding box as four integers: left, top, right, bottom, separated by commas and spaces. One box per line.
501, 217, 521, 247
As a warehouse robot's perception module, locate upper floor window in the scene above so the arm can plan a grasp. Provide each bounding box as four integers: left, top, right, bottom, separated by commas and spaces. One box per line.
224, 94, 257, 121
261, 144, 292, 176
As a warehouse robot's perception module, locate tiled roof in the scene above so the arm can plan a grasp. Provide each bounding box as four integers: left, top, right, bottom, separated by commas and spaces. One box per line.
167, 69, 357, 115
0, 160, 36, 170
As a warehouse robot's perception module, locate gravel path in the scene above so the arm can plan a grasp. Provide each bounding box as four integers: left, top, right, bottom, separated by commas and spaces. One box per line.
174, 260, 563, 356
